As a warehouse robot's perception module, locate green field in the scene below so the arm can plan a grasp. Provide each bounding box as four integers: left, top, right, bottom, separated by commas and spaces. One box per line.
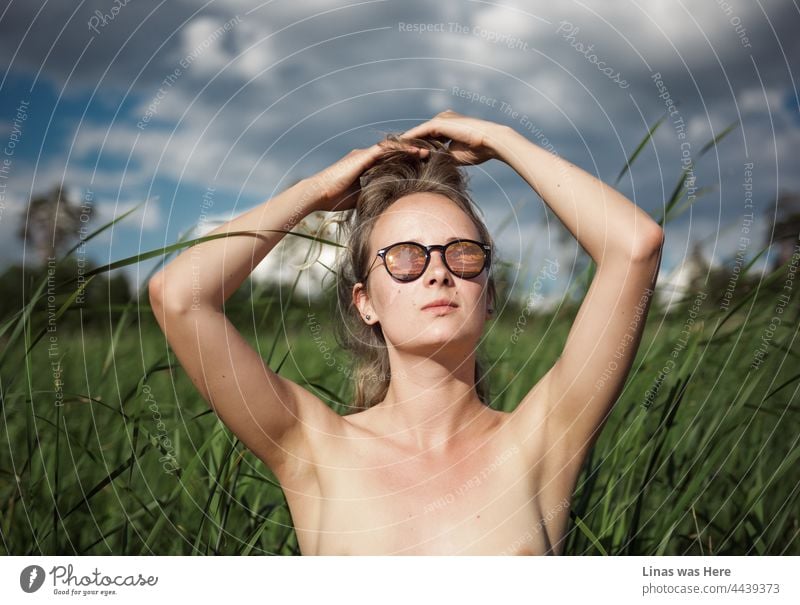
3, 120, 799, 555
1, 253, 798, 555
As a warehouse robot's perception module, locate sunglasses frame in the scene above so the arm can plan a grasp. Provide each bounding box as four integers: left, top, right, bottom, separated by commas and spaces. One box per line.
364, 238, 492, 283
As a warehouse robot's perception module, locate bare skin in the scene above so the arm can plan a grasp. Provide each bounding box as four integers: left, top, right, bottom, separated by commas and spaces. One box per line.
148, 110, 664, 555
279, 404, 564, 555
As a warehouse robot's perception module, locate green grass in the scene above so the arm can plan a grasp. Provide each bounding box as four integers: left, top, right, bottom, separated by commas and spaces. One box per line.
1, 270, 797, 555
1, 119, 798, 555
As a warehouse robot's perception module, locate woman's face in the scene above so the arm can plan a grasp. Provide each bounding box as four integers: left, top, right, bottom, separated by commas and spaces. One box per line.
353, 192, 493, 358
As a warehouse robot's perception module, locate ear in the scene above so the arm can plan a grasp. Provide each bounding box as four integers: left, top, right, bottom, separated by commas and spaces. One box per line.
353, 282, 376, 324
485, 290, 495, 320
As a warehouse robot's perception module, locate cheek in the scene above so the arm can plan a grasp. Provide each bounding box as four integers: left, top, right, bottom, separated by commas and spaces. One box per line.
373, 281, 412, 312
384, 287, 403, 307
468, 282, 490, 305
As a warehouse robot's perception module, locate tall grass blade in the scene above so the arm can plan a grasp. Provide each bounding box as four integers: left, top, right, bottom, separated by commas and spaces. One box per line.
66, 229, 343, 286
615, 114, 666, 186
571, 512, 609, 555
62, 203, 143, 258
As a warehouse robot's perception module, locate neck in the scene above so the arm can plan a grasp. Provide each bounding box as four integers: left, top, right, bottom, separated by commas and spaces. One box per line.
370, 347, 493, 453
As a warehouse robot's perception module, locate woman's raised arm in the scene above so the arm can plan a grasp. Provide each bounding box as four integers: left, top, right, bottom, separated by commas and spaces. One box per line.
148, 177, 333, 478
148, 140, 425, 476
402, 110, 664, 505
487, 120, 664, 487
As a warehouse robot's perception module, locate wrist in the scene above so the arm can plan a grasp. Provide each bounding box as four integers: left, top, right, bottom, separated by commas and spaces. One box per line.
483, 124, 519, 161
290, 176, 328, 214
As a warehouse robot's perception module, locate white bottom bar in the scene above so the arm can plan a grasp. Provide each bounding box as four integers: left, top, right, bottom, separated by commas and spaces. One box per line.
2, 556, 798, 604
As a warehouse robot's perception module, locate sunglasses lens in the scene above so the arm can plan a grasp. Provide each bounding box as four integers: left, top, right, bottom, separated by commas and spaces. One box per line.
385, 244, 427, 281
446, 241, 486, 277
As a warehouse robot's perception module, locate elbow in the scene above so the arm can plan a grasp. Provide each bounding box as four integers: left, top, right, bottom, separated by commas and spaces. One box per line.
630, 222, 664, 263
148, 270, 215, 316
148, 271, 190, 316
148, 272, 166, 313
147, 271, 188, 315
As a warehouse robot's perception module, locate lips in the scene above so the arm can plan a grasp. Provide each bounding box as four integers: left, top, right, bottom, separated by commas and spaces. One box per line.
422, 299, 459, 310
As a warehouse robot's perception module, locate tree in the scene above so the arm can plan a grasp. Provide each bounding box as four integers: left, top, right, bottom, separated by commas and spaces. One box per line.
17, 185, 91, 265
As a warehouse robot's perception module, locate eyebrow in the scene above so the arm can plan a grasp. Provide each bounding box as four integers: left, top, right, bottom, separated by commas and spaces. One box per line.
374, 236, 474, 253
406, 236, 464, 244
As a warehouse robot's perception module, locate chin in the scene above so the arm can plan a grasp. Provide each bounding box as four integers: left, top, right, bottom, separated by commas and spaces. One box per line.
402, 327, 478, 353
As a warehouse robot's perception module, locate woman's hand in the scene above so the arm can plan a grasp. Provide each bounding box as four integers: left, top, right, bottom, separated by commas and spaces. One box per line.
399, 110, 507, 166
307, 140, 425, 212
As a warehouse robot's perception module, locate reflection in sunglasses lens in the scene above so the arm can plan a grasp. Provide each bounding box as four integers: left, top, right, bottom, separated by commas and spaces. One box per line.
386, 242, 485, 280
446, 242, 485, 275
386, 245, 426, 280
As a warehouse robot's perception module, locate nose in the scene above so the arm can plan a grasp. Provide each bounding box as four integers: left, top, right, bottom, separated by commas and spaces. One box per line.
424, 249, 452, 285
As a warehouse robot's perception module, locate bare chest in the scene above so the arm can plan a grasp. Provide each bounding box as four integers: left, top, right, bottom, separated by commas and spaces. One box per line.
284, 431, 566, 555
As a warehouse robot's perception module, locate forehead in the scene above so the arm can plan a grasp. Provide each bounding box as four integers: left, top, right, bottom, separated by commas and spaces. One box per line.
370, 192, 479, 247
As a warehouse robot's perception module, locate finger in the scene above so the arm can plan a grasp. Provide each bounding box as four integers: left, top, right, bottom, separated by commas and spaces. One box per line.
351, 141, 422, 174
402, 109, 457, 137
402, 124, 457, 146
399, 125, 432, 140
399, 119, 443, 140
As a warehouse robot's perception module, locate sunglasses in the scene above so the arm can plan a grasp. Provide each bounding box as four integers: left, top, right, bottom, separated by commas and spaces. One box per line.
364, 239, 492, 283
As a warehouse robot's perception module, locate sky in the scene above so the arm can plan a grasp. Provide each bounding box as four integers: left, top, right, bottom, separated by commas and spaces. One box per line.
1, 0, 798, 303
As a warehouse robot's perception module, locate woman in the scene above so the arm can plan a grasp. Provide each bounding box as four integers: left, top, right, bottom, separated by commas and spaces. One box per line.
148, 110, 664, 555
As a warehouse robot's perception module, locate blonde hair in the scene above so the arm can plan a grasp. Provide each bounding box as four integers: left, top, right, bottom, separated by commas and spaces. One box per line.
328, 134, 497, 413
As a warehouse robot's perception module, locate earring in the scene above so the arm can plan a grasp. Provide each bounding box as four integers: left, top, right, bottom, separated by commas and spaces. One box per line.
366, 314, 371, 320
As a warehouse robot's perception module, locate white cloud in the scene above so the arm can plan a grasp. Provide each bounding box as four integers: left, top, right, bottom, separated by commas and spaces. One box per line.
228, 17, 276, 80
72, 119, 288, 199
173, 14, 278, 82
687, 114, 713, 140
178, 17, 232, 77
94, 198, 163, 232
738, 86, 784, 113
